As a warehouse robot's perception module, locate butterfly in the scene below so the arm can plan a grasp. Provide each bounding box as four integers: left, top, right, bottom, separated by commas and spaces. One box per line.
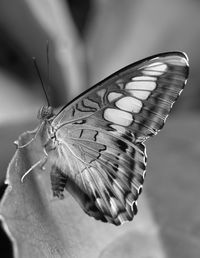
20, 52, 189, 225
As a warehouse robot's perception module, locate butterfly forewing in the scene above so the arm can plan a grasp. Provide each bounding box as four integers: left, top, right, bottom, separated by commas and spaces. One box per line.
49, 52, 189, 225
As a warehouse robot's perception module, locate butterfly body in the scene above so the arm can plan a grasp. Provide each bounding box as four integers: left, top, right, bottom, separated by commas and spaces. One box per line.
28, 52, 189, 225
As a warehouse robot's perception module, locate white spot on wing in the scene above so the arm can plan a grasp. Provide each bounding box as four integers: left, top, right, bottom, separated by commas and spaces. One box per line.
104, 108, 133, 126
110, 198, 118, 216
116, 96, 142, 113
146, 62, 163, 67
132, 76, 156, 81
165, 56, 188, 66
129, 90, 151, 100
110, 124, 126, 134
108, 92, 123, 102
126, 81, 156, 91
142, 62, 167, 76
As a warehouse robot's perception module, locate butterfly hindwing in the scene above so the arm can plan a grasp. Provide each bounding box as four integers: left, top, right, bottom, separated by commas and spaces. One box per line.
50, 133, 146, 225
50, 52, 189, 225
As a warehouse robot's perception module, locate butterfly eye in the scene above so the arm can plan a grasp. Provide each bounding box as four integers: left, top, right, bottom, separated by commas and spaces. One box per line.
37, 106, 54, 120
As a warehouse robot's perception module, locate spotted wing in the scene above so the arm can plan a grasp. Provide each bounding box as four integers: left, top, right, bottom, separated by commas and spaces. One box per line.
52, 52, 189, 225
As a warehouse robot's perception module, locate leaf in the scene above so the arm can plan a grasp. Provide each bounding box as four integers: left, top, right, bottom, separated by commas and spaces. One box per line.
147, 116, 200, 257
0, 129, 165, 258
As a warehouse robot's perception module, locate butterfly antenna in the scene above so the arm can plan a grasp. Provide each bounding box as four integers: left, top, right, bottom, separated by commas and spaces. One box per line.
46, 40, 50, 84
32, 57, 50, 107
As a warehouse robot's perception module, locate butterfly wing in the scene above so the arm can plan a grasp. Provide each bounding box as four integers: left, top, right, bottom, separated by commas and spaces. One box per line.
51, 52, 189, 225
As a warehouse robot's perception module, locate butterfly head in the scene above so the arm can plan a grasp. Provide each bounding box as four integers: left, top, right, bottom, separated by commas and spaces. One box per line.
37, 105, 54, 120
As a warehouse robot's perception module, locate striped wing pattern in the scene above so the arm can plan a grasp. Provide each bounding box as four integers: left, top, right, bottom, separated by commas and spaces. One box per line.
50, 52, 189, 225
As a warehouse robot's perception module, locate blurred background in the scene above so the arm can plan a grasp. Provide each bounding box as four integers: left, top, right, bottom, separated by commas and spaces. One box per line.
0, 0, 200, 257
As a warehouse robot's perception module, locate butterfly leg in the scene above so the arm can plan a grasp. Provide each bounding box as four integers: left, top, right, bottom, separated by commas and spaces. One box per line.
50, 165, 68, 200
21, 155, 48, 182
21, 147, 48, 182
40, 148, 48, 170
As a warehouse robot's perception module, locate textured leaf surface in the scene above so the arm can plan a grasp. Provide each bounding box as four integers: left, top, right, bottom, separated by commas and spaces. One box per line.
0, 129, 165, 258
